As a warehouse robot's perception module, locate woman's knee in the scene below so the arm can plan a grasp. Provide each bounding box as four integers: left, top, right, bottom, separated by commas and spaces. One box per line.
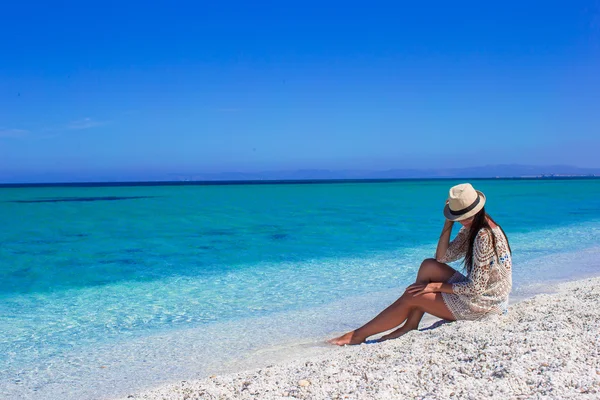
418, 258, 438, 275
416, 258, 454, 284
420, 258, 438, 268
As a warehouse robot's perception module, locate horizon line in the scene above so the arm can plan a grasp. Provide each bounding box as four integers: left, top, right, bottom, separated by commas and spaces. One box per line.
2, 175, 599, 189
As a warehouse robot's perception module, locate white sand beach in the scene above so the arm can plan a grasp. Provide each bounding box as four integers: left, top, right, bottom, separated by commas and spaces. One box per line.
119, 276, 600, 400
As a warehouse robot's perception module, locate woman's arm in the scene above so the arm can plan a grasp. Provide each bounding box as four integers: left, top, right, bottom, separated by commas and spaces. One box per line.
435, 219, 454, 261
435, 220, 468, 263
406, 281, 455, 295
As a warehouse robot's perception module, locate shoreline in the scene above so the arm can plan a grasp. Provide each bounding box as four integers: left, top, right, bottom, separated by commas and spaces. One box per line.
119, 275, 600, 400
3, 246, 599, 399
3, 249, 599, 400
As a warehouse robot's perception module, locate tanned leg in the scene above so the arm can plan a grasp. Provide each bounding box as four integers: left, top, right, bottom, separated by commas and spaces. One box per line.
328, 291, 455, 345
379, 258, 456, 341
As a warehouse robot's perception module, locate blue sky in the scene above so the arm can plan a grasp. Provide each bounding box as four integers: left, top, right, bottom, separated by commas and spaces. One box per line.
1, 1, 599, 182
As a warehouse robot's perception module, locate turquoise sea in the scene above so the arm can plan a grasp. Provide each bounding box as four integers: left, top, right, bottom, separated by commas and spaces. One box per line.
1, 178, 600, 399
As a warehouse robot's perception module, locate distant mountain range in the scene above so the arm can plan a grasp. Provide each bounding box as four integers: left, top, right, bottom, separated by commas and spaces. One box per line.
168, 164, 600, 182
2, 164, 600, 185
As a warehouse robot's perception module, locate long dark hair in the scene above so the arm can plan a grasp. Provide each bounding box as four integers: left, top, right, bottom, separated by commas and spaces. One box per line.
464, 207, 512, 271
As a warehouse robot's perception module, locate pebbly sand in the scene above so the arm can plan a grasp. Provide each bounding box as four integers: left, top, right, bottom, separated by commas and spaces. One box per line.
120, 277, 600, 400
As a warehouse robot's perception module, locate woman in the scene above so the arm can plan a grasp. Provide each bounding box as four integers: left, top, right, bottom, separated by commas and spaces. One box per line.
329, 183, 512, 346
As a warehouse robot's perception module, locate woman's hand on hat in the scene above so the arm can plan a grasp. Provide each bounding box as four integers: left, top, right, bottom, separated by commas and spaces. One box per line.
442, 219, 454, 235
443, 200, 454, 225
406, 282, 442, 296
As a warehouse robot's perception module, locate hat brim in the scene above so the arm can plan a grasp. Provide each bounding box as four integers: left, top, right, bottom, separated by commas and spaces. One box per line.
443, 191, 486, 221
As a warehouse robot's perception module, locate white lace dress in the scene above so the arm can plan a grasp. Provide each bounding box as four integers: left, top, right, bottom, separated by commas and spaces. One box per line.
436, 226, 512, 321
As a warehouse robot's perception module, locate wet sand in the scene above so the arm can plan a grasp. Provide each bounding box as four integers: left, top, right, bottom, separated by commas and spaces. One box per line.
119, 277, 600, 399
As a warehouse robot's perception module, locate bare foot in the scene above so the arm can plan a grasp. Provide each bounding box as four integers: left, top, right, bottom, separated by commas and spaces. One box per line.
378, 326, 416, 342
327, 331, 365, 346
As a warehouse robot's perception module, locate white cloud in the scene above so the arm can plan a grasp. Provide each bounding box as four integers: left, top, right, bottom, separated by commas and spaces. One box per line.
66, 118, 106, 130
0, 128, 28, 138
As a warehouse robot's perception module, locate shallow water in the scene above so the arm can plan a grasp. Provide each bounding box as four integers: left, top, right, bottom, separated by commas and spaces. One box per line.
1, 179, 599, 399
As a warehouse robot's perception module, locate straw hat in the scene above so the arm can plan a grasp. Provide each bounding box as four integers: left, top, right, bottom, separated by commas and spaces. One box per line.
443, 183, 486, 221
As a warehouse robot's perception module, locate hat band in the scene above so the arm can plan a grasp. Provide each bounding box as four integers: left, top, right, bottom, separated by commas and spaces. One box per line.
449, 195, 481, 216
